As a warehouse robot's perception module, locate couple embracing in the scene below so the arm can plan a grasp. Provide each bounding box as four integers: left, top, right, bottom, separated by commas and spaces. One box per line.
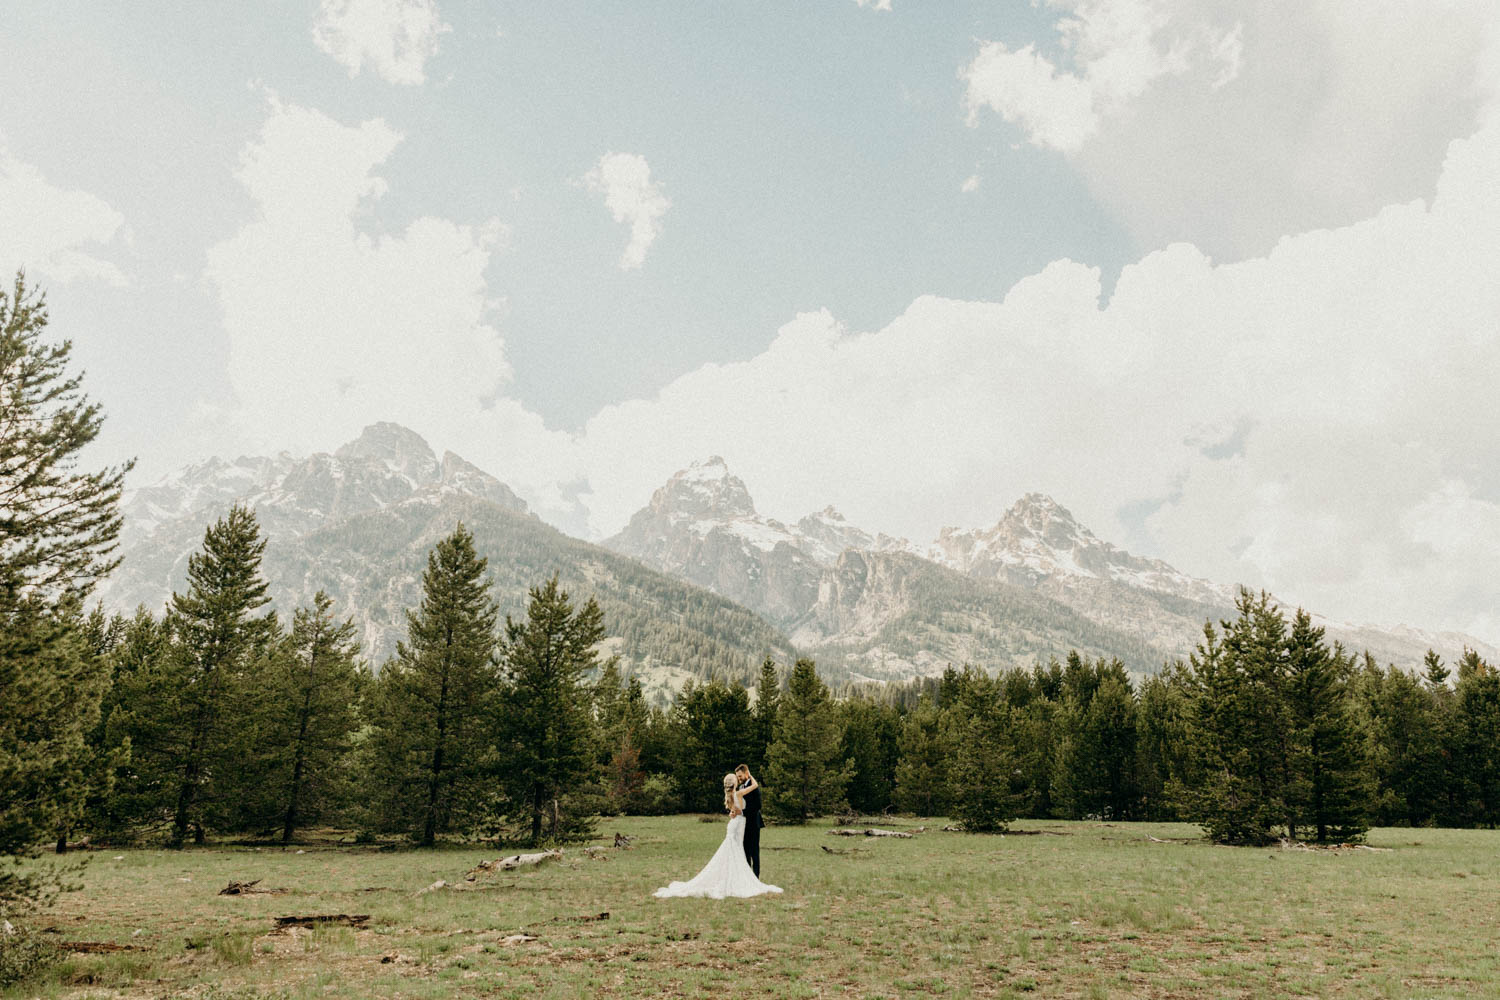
654, 764, 783, 899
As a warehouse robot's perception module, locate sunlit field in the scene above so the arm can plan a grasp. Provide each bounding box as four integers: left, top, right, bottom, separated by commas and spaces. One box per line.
12, 817, 1500, 999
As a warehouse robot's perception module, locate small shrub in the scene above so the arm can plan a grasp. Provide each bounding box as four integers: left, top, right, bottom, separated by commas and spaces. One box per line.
211, 932, 255, 966
0, 923, 62, 987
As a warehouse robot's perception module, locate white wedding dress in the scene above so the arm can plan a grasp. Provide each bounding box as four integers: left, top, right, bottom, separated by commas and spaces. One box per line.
653, 814, 783, 899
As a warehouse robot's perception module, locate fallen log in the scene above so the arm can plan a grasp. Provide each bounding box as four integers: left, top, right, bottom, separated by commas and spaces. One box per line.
613, 832, 634, 849
59, 941, 144, 953
829, 828, 912, 839
821, 845, 868, 856
555, 911, 609, 923
466, 849, 564, 880
219, 879, 282, 895
273, 914, 369, 930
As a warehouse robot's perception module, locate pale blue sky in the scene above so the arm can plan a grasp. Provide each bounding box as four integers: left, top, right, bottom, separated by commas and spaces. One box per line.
2, 0, 1127, 431
3, 1, 1500, 641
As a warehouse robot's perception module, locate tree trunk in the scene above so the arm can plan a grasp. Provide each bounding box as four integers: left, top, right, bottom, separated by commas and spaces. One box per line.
282, 753, 306, 845
55, 833, 68, 855
423, 668, 450, 848
423, 744, 444, 848
531, 786, 543, 846
282, 695, 313, 845
171, 758, 200, 849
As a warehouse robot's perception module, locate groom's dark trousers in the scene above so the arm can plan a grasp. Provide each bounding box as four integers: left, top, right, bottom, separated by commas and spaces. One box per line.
739, 780, 763, 877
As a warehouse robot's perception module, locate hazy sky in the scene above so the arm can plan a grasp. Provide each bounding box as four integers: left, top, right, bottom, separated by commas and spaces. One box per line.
3, 1, 1499, 643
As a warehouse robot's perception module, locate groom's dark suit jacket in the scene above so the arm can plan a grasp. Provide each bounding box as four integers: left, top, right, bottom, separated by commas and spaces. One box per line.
739, 779, 763, 827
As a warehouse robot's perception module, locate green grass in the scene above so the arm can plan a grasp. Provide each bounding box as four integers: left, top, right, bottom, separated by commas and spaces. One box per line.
7, 819, 1500, 998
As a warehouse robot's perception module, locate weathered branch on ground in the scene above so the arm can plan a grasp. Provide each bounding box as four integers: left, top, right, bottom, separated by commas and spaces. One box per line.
219, 879, 282, 895
465, 849, 565, 881
613, 832, 634, 848
821, 844, 869, 855
273, 914, 369, 930
1278, 838, 1394, 853
829, 828, 912, 838
499, 933, 538, 946
60, 940, 145, 953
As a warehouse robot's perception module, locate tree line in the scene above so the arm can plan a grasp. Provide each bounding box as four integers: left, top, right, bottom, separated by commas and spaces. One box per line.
602, 590, 1500, 847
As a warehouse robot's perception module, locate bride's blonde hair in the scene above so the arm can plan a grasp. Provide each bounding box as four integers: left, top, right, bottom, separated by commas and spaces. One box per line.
723, 773, 738, 812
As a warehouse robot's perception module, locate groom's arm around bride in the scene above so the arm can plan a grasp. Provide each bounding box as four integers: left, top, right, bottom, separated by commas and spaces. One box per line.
734, 764, 763, 878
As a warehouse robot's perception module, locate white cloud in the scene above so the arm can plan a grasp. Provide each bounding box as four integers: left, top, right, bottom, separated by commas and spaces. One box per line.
312, 0, 448, 85
569, 103, 1500, 643
965, 0, 1500, 260
204, 98, 578, 519
960, 174, 980, 194
583, 152, 670, 271
0, 150, 127, 285
854, 0, 892, 10
962, 0, 1239, 154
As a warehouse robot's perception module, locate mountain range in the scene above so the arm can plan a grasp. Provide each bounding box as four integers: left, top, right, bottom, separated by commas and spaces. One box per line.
103, 425, 1499, 693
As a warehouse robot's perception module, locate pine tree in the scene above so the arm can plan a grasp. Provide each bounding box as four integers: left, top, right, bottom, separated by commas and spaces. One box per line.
765, 659, 851, 822
1179, 592, 1293, 845
945, 669, 1024, 832
668, 680, 755, 813
264, 592, 364, 843
0, 272, 129, 911
1054, 670, 1139, 821
750, 658, 780, 773
893, 698, 950, 815
839, 697, 901, 815
0, 273, 132, 605
1423, 650, 1451, 690
368, 525, 500, 845
1135, 667, 1194, 821
593, 662, 647, 814
1357, 663, 1442, 826
0, 599, 105, 911
1450, 656, 1500, 827
1283, 612, 1369, 842
498, 574, 605, 844
108, 506, 276, 847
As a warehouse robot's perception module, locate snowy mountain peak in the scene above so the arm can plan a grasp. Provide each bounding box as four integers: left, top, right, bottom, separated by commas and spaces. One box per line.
651, 456, 757, 520
996, 493, 1104, 552
334, 422, 440, 483
932, 494, 1230, 605
795, 506, 876, 562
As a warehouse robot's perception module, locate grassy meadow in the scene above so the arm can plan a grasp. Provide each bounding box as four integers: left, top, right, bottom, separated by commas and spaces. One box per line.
10, 817, 1500, 999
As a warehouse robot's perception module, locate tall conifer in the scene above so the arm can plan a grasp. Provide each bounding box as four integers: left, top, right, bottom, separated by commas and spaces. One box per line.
765, 659, 851, 822
498, 575, 605, 844
368, 525, 499, 845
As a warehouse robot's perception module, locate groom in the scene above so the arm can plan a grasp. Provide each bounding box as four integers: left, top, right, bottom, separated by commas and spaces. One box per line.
734, 764, 763, 877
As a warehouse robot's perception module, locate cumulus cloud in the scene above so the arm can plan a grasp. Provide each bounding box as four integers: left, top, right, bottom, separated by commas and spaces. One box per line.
203, 98, 578, 519
965, 0, 1499, 260
570, 104, 1500, 643
960, 174, 980, 194
854, 0, 892, 10
583, 152, 670, 271
312, 0, 448, 85
0, 150, 127, 285
962, 0, 1240, 153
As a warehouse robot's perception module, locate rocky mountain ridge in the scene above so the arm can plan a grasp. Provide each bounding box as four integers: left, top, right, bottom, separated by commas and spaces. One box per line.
102, 427, 794, 698
605, 456, 1500, 680
108, 431, 1498, 690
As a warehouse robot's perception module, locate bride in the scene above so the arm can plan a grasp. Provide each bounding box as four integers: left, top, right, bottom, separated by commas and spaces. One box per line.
653, 774, 783, 899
